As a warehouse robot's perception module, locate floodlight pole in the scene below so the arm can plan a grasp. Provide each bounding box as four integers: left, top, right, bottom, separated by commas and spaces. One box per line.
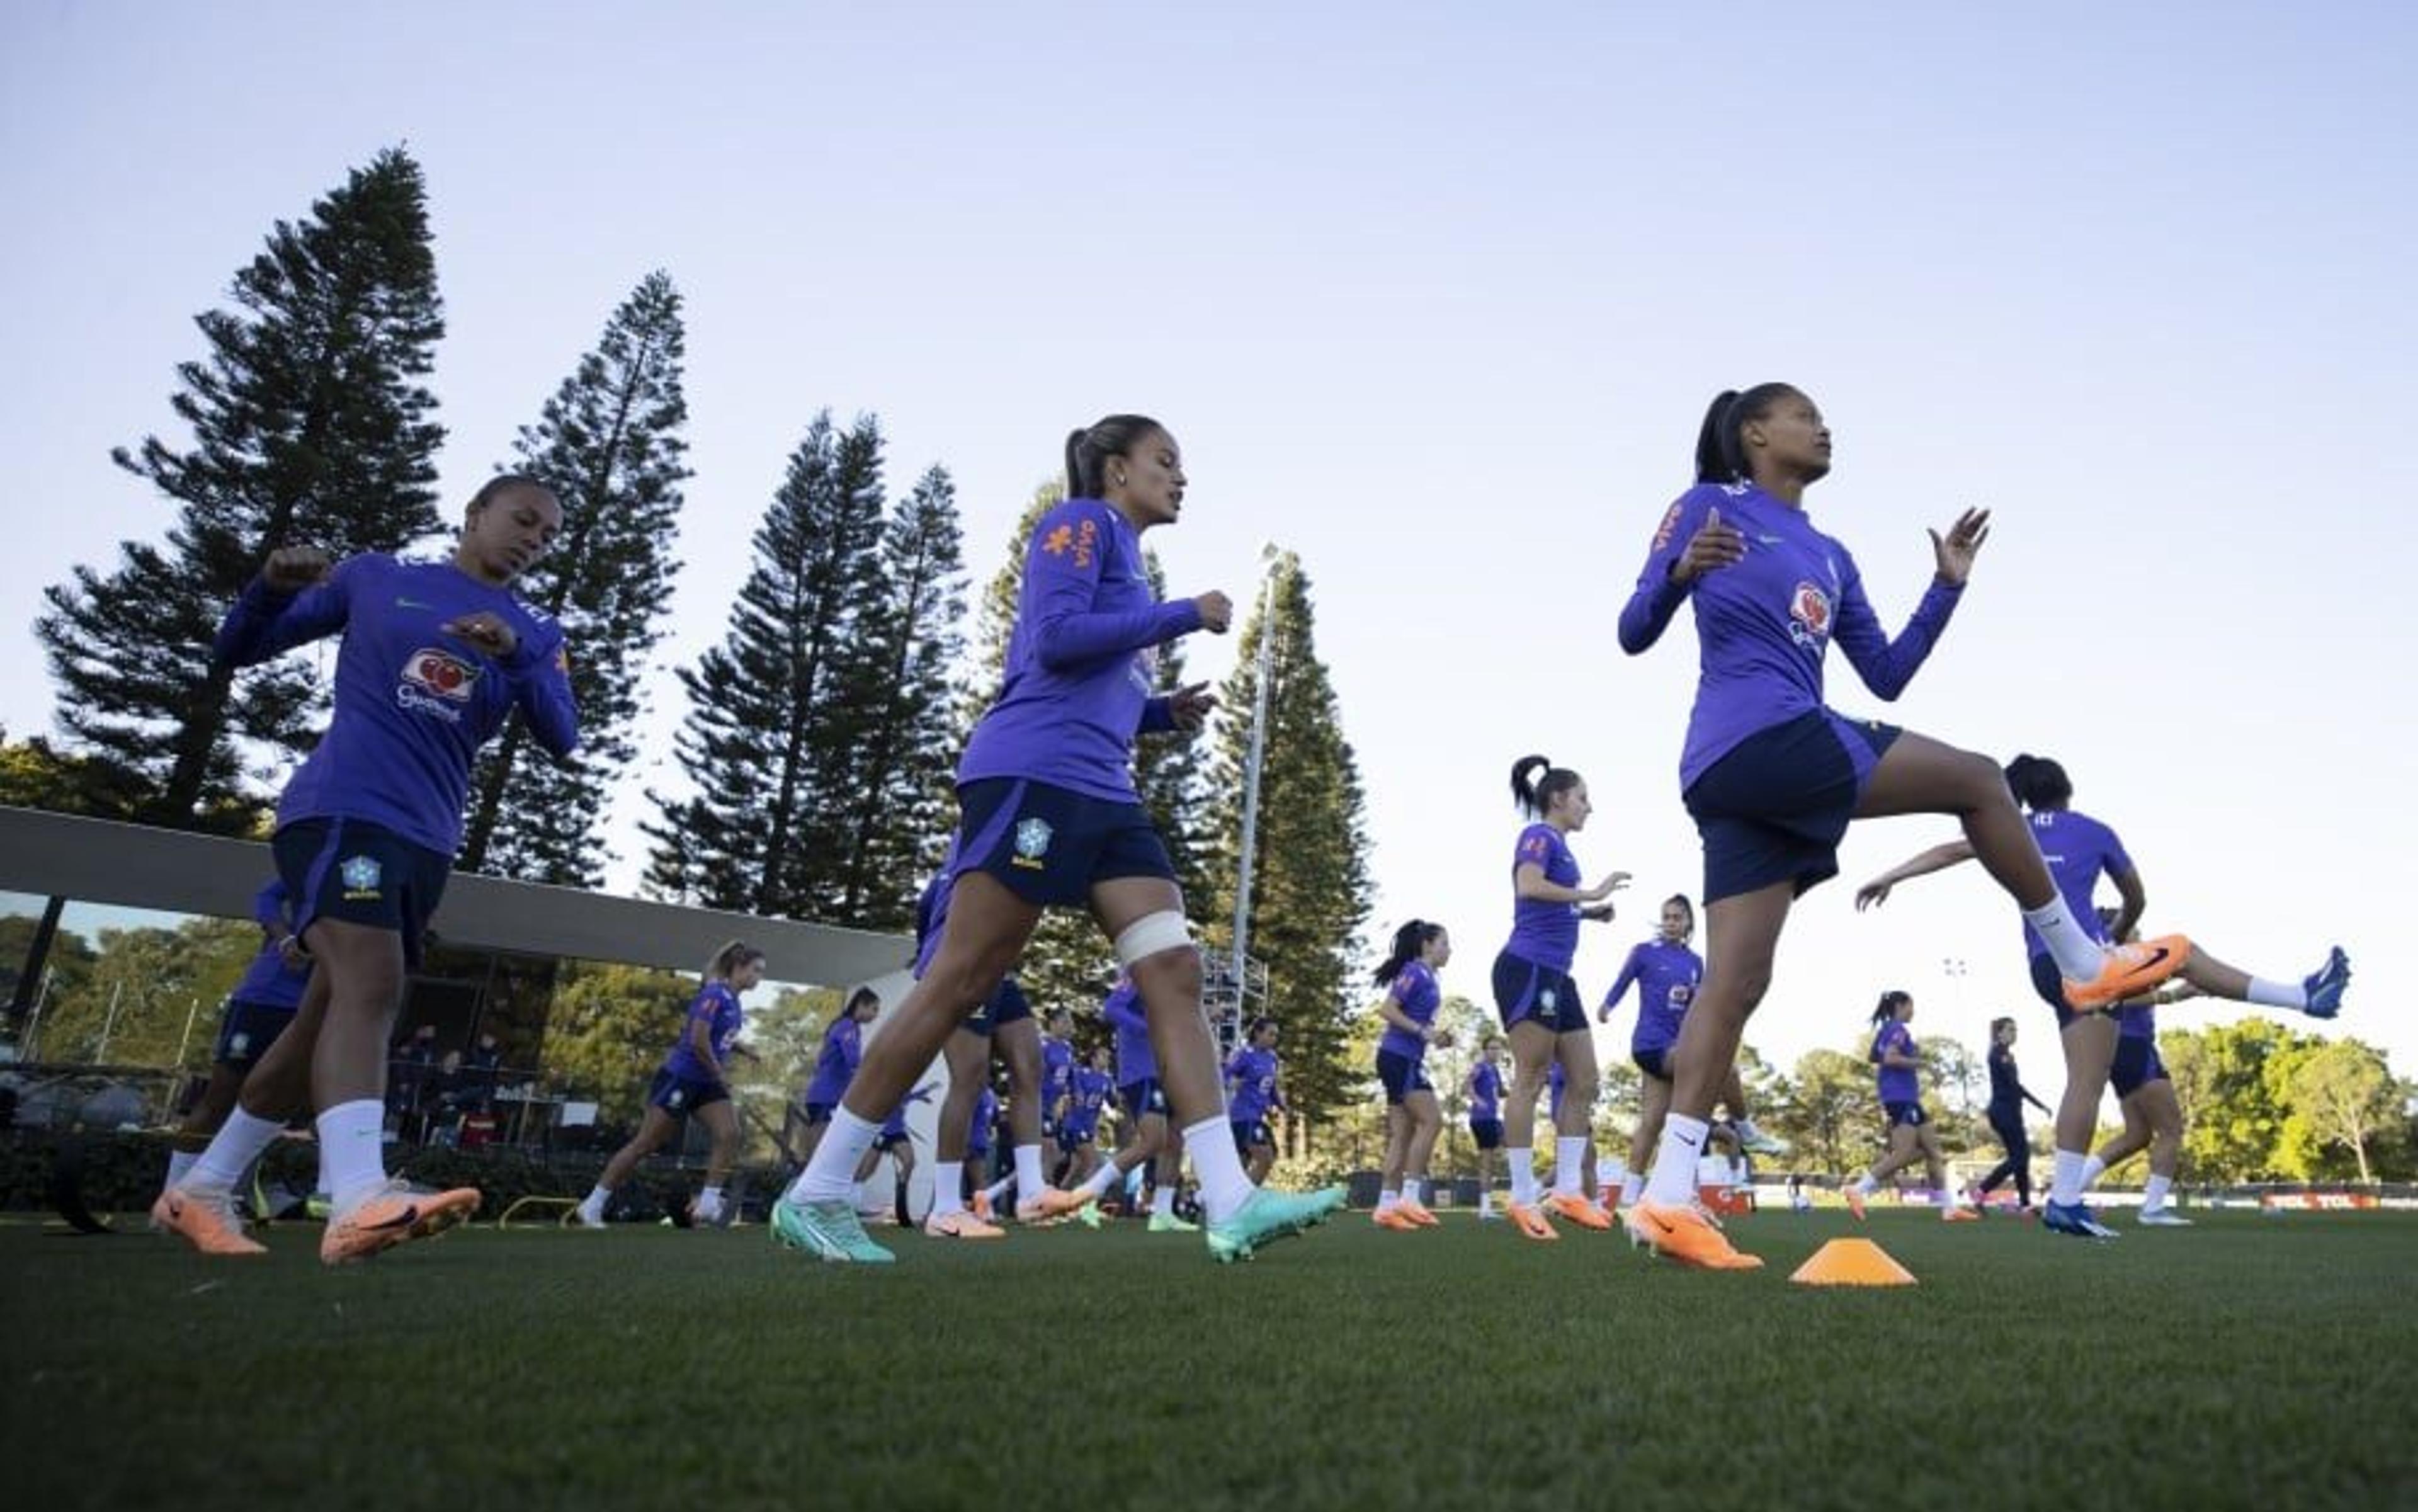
1229, 546, 1283, 981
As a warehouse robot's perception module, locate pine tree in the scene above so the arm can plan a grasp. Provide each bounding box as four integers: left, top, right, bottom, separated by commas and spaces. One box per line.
822, 465, 967, 928
457, 272, 690, 885
35, 148, 445, 831
1136, 552, 1216, 909
1201, 554, 1374, 1123
642, 412, 888, 917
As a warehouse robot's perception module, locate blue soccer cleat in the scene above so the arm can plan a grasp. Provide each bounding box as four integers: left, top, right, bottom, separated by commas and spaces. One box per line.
2302, 946, 2351, 1020
2041, 1200, 2120, 1241
1205, 1185, 1348, 1265
772, 1195, 895, 1265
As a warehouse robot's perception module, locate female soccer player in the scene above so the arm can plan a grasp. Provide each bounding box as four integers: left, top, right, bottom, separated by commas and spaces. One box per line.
2078, 948, 2201, 1225
1842, 991, 1977, 1221
576, 941, 766, 1228
1973, 1016, 2051, 1212
1857, 753, 2348, 1237
1598, 893, 1783, 1216
1225, 1017, 1285, 1185
1371, 920, 1451, 1230
1467, 1037, 1507, 1221
1614, 386, 2189, 1269
157, 878, 313, 1206
793, 987, 883, 1163
773, 416, 1343, 1264
158, 476, 576, 1263
1057, 1045, 1116, 1195
1041, 1007, 1078, 1178
1493, 756, 1628, 1240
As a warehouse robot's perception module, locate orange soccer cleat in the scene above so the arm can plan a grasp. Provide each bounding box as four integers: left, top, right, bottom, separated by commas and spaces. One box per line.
321, 1182, 481, 1265
1372, 1205, 1421, 1231
2063, 935, 2193, 1011
1395, 1197, 1441, 1228
152, 1186, 268, 1257
1505, 1200, 1560, 1241
1542, 1191, 1613, 1231
923, 1208, 1006, 1240
1626, 1200, 1765, 1270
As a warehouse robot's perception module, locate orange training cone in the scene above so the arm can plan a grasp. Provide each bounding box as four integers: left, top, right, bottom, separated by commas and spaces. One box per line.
1789, 1237, 1916, 1287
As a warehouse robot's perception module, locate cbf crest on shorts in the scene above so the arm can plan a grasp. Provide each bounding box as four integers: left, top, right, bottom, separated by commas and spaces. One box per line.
1012, 817, 1053, 871
340, 854, 383, 899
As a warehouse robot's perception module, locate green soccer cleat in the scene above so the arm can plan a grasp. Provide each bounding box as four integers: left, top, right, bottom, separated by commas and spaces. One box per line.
1205, 1185, 1348, 1265
771, 1195, 895, 1265
1074, 1200, 1105, 1229
1147, 1211, 1201, 1234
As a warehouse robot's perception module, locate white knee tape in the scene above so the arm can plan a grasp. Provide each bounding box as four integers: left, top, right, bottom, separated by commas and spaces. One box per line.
1114, 911, 1193, 967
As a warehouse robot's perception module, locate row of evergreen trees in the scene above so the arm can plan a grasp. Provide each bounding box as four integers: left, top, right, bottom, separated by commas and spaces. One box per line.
18, 147, 1378, 1119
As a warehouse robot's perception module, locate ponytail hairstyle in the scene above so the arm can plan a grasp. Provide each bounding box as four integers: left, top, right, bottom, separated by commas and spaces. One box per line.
1870, 989, 1913, 1026
1693, 383, 1803, 484
703, 939, 766, 982
843, 986, 882, 1021
1510, 755, 1583, 820
1662, 893, 1697, 940
1373, 918, 1448, 986
1064, 414, 1167, 499
2002, 753, 2074, 812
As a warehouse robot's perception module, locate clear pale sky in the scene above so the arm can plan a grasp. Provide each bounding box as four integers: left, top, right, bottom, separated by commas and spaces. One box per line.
4, 3, 2410, 1099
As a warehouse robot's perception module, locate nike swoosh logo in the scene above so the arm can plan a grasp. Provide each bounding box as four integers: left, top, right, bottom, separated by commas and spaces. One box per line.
358, 1203, 421, 1232
396, 598, 434, 610
2128, 946, 2172, 974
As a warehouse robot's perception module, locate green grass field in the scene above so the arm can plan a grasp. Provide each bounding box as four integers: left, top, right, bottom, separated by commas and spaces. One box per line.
6, 1206, 2414, 1511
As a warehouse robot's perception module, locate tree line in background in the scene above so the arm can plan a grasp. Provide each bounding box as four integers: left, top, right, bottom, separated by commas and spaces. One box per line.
2, 146, 1381, 1127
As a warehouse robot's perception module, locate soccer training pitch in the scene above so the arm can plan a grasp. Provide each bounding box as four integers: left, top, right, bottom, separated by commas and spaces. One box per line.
7, 1208, 2414, 1510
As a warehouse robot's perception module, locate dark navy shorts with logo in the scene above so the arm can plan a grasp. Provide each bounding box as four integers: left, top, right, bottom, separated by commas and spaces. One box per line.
1632, 1045, 1676, 1082
1492, 950, 1587, 1035
213, 998, 298, 1067
1470, 1117, 1504, 1151
2111, 1036, 2170, 1098
1231, 1118, 1274, 1153
1884, 1100, 1928, 1128
955, 778, 1175, 907
649, 1068, 729, 1115
272, 816, 451, 967
1058, 1118, 1097, 1148
1375, 1050, 1434, 1105
962, 974, 1034, 1036
1119, 1078, 1167, 1121
1684, 710, 1902, 903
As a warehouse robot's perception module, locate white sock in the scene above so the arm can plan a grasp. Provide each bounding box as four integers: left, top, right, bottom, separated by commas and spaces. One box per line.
1478, 1188, 1495, 1214
1404, 1177, 1423, 1205
1378, 1187, 1400, 1211
1553, 1137, 1587, 1197
1152, 1185, 1176, 1217
1643, 1115, 1709, 1206
315, 1099, 389, 1212
786, 1106, 882, 1203
583, 1183, 610, 1211
1619, 1171, 1640, 1210
1079, 1161, 1121, 1200
1014, 1142, 1045, 1197
2247, 977, 2306, 1009
1853, 1171, 1879, 1197
187, 1106, 285, 1192
2144, 1173, 2173, 1211
1508, 1148, 1536, 1205
931, 1161, 965, 1217
1181, 1115, 1256, 1224
2080, 1154, 2107, 1190
2050, 1148, 2087, 1206
164, 1149, 200, 1190
698, 1185, 724, 1217
2025, 898, 2110, 982
1734, 1117, 1764, 1142
984, 1176, 1014, 1203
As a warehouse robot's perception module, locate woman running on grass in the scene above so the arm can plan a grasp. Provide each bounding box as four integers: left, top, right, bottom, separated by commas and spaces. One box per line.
1856, 753, 2347, 1238
773, 416, 1342, 1265
577, 941, 766, 1228
159, 475, 576, 1264
1225, 1017, 1286, 1186
792, 988, 883, 1165
1492, 756, 1628, 1240
1972, 1016, 2052, 1213
1842, 991, 1978, 1222
1467, 1037, 1507, 1222
1371, 920, 1452, 1231
1614, 385, 2190, 1270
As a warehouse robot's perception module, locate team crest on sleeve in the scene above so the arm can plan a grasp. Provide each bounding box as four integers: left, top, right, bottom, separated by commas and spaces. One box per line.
1787, 582, 1832, 649
339, 855, 383, 899
1012, 817, 1053, 870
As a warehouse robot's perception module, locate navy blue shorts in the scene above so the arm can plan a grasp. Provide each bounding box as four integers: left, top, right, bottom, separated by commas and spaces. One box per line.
1470, 1118, 1504, 1151
1119, 1079, 1167, 1121
802, 1101, 837, 1126
273, 816, 451, 967
1492, 951, 1586, 1035
213, 996, 298, 1067
2028, 951, 2092, 1030
1059, 1120, 1097, 1148
649, 1068, 729, 1115
2111, 1036, 2169, 1098
1632, 1045, 1675, 1082
1232, 1118, 1274, 1152
1683, 710, 1901, 903
874, 1130, 912, 1152
1375, 1050, 1434, 1105
955, 778, 1176, 907
1884, 1100, 1927, 1128
961, 974, 1033, 1037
